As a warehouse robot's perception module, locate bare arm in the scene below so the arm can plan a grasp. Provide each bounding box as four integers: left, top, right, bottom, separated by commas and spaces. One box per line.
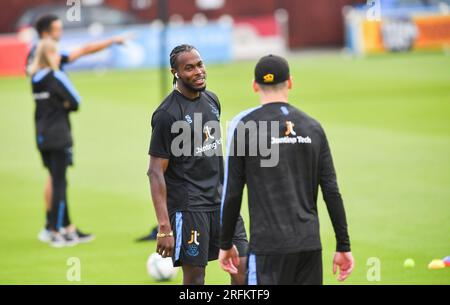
147, 156, 173, 258
68, 36, 126, 62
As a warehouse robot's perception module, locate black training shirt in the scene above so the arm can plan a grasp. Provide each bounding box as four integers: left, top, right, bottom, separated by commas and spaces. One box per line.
220, 102, 350, 255
149, 90, 224, 215
31, 68, 81, 151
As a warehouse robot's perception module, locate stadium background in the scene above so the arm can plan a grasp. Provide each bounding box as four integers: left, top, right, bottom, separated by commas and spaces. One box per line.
0, 0, 449, 284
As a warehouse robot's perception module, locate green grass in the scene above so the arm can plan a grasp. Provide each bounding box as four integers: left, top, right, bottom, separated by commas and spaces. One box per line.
0, 52, 449, 284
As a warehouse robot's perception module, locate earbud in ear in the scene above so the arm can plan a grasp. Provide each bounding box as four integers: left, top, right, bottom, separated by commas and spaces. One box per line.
175, 73, 179, 79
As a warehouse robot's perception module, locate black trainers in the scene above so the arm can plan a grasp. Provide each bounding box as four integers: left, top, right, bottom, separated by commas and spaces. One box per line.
75, 229, 95, 243
135, 226, 158, 242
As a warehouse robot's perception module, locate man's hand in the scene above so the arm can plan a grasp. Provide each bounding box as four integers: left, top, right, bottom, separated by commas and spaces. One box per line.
219, 245, 240, 275
111, 35, 127, 45
333, 252, 354, 281
111, 33, 135, 45
156, 230, 174, 258
67, 34, 133, 62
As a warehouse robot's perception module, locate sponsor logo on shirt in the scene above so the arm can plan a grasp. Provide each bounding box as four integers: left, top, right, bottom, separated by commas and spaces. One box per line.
194, 124, 222, 155
272, 121, 312, 145
171, 113, 223, 157
203, 125, 215, 141
196, 138, 222, 155
285, 121, 297, 136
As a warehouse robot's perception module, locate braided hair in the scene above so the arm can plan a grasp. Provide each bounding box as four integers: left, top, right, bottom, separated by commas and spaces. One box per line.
169, 44, 196, 86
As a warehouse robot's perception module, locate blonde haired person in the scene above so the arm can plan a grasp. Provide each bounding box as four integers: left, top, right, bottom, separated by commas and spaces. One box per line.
30, 38, 92, 247
27, 14, 127, 242
28, 39, 59, 75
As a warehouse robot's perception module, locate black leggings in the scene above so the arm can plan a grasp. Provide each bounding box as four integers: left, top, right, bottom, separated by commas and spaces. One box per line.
44, 149, 72, 231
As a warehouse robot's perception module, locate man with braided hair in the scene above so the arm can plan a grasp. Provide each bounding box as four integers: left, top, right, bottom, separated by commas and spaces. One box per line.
147, 44, 248, 285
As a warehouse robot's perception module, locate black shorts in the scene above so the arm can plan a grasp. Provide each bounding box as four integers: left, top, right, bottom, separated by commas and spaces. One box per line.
247, 250, 323, 285
40, 146, 73, 169
170, 210, 248, 267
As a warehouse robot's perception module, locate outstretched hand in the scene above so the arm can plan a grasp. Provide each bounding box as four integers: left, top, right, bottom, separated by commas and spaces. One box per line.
112, 33, 135, 45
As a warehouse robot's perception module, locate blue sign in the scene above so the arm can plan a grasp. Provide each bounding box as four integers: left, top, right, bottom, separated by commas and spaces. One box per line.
57, 23, 232, 71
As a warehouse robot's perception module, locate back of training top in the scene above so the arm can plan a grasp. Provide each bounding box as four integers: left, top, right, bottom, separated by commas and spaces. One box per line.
220, 102, 350, 255
31, 69, 81, 151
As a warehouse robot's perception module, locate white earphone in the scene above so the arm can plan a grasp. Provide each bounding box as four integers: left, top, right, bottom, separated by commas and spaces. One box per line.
175, 73, 179, 79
